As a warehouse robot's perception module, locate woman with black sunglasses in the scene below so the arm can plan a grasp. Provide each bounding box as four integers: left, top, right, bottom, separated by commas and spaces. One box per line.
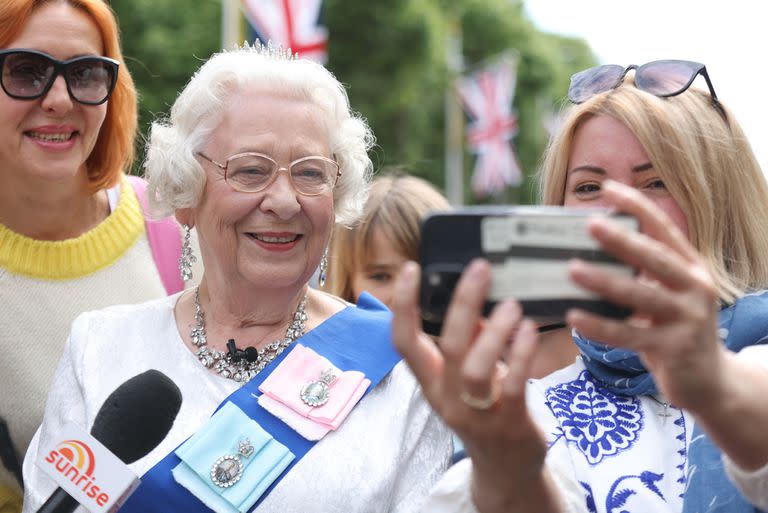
392, 65, 768, 513
0, 2, 192, 510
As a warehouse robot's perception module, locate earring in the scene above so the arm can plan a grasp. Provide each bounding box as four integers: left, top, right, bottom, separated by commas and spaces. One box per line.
179, 224, 197, 282
318, 247, 329, 287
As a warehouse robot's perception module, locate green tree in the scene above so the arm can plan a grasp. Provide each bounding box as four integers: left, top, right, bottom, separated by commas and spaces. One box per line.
327, 0, 597, 204
324, 0, 447, 182
112, 0, 596, 204
112, 0, 221, 173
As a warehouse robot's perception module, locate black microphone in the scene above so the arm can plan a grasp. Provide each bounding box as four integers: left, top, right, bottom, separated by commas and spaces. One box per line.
0, 416, 23, 487
36, 369, 182, 513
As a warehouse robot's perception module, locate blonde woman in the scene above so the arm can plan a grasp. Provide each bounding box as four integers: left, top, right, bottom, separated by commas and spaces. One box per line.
393, 61, 768, 513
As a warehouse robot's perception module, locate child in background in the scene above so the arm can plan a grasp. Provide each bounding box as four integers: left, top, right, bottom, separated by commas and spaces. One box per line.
324, 172, 450, 306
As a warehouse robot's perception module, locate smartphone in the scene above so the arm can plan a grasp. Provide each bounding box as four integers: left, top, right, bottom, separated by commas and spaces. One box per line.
419, 206, 638, 336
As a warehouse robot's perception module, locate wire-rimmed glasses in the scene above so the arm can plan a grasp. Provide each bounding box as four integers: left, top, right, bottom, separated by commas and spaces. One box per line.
197, 152, 341, 196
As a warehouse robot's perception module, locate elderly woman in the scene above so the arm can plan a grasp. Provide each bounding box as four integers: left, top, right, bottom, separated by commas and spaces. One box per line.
22, 44, 452, 513
392, 61, 768, 513
0, 1, 188, 510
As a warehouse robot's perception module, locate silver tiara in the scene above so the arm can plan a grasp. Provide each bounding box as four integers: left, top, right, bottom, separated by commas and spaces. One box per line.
235, 40, 298, 61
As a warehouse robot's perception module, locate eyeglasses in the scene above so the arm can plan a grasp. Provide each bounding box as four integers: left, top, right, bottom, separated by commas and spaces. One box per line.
197, 152, 341, 196
568, 59, 720, 109
0, 49, 119, 105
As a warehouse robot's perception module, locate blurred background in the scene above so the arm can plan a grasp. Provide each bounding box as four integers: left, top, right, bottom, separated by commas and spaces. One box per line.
525, 0, 768, 196
112, 0, 766, 206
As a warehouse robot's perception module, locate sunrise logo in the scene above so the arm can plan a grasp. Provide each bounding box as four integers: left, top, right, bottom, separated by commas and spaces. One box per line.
44, 439, 110, 507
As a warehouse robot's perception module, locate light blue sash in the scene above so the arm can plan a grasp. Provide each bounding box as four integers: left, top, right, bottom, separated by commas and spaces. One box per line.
119, 293, 400, 512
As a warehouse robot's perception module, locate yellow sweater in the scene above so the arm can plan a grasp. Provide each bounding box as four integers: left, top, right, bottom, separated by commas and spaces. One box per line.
0, 177, 172, 496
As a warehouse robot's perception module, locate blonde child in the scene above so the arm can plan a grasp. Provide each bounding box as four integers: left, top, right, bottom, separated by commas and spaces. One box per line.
325, 173, 450, 306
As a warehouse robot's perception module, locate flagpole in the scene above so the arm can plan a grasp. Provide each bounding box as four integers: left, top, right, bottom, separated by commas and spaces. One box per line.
221, 0, 241, 50
444, 16, 464, 206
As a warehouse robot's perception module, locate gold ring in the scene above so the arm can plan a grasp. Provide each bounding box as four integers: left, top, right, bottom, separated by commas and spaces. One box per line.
459, 379, 501, 410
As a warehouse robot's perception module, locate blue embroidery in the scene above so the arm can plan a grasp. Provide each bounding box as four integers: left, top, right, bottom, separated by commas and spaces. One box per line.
605, 471, 665, 513
581, 482, 597, 513
543, 397, 565, 448
547, 371, 643, 464
674, 414, 688, 498
548, 426, 564, 449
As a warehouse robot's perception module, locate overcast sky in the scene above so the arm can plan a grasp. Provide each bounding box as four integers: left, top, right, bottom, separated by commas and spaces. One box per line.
523, 0, 768, 174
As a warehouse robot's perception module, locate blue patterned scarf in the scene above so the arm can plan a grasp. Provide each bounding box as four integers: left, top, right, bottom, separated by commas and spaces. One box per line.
573, 291, 768, 513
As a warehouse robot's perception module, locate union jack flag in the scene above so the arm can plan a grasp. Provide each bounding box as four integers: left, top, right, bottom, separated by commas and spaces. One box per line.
458, 56, 522, 197
241, 0, 328, 63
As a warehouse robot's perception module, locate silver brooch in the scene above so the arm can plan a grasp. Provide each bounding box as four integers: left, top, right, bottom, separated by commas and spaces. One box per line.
300, 368, 337, 407
210, 438, 255, 488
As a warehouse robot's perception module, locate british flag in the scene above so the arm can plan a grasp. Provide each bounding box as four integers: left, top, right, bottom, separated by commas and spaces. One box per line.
458, 56, 522, 197
241, 0, 328, 63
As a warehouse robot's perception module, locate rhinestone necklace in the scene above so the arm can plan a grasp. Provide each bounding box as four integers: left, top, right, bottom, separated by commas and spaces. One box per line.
190, 286, 308, 384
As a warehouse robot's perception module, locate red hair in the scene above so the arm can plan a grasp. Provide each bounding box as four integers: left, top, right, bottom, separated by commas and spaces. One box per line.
0, 0, 137, 192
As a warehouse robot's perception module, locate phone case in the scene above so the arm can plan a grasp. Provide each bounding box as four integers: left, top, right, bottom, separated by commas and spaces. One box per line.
419, 206, 637, 336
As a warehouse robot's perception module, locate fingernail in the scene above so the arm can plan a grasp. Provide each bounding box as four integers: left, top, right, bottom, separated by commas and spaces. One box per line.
565, 309, 583, 325
498, 299, 519, 316
467, 258, 488, 277
589, 216, 619, 237
401, 261, 418, 284
519, 318, 536, 335
568, 258, 587, 276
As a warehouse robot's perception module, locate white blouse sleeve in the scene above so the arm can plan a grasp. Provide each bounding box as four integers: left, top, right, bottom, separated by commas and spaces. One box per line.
723, 459, 768, 510
386, 364, 454, 513
418, 458, 478, 513
22, 313, 91, 513
721, 345, 768, 509
418, 380, 589, 513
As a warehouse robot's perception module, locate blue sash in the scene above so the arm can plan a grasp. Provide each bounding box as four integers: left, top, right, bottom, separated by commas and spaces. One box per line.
120, 293, 400, 512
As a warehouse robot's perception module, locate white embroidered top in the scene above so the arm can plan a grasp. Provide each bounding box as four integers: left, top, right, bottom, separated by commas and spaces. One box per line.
421, 357, 696, 513
528, 360, 695, 513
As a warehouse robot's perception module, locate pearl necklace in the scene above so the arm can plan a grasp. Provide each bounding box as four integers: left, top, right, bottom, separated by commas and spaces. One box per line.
190, 286, 308, 384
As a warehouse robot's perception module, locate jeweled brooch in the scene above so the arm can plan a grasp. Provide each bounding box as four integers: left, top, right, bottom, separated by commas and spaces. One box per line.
300, 368, 337, 407
210, 438, 255, 488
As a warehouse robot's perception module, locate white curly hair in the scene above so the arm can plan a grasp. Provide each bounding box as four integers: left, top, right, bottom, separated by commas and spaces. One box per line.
143, 42, 375, 226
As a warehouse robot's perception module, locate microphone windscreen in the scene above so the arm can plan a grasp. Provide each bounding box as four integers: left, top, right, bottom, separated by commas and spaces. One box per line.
90, 369, 182, 464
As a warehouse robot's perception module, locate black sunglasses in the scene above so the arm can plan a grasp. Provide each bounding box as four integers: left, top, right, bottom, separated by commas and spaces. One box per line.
0, 49, 119, 105
568, 59, 721, 111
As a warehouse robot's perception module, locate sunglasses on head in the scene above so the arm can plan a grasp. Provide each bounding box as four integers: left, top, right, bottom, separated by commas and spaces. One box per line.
568, 59, 720, 109
0, 49, 119, 105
